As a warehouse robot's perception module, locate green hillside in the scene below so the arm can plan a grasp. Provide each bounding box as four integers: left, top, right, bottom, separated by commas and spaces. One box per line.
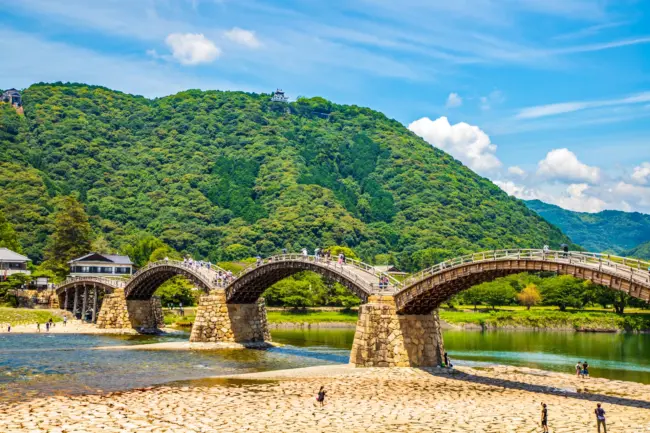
0, 83, 570, 270
624, 241, 650, 260
525, 200, 650, 254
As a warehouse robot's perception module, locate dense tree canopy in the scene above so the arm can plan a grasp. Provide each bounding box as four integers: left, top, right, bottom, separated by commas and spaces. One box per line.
0, 83, 571, 271
526, 199, 650, 254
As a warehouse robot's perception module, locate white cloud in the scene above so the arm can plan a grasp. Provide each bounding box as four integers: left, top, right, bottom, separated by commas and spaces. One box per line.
508, 166, 526, 177
446, 92, 462, 108
537, 148, 601, 184
493, 180, 541, 201
631, 162, 650, 185
516, 91, 650, 119
555, 183, 607, 213
224, 27, 262, 48
612, 182, 650, 207
408, 116, 501, 173
479, 90, 504, 110
165, 33, 221, 65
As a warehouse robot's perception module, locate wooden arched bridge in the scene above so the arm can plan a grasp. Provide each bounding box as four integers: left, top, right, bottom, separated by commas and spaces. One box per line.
54, 249, 650, 367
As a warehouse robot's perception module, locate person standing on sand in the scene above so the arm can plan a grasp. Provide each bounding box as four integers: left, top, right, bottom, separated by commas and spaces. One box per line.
7, 324, 10, 332
36, 322, 40, 332
316, 386, 326, 407
540, 403, 548, 433
63, 316, 67, 327
595, 403, 606, 433
576, 361, 582, 377
583, 361, 589, 378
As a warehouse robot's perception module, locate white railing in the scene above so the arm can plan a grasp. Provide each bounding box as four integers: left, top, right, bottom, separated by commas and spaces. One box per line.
55, 276, 126, 290
401, 249, 650, 288
234, 254, 401, 293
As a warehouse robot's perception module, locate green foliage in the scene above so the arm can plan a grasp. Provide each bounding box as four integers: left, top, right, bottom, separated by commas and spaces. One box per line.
624, 240, 650, 260
155, 276, 198, 307
122, 234, 166, 268
2, 83, 571, 269
262, 271, 361, 308
517, 284, 542, 310
43, 196, 92, 277
0, 209, 21, 252
526, 199, 650, 253
539, 275, 585, 311
267, 309, 359, 323
90, 235, 114, 254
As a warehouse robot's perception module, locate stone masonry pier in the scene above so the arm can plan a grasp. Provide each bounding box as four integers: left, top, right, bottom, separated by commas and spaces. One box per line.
96, 289, 164, 332
189, 290, 270, 343
350, 295, 444, 367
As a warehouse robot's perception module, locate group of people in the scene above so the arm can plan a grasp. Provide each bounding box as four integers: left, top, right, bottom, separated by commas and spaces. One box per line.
181, 257, 212, 271
542, 244, 570, 258
378, 275, 391, 290
576, 360, 590, 378
213, 270, 235, 287
167, 302, 184, 316
540, 402, 607, 432
34, 317, 58, 332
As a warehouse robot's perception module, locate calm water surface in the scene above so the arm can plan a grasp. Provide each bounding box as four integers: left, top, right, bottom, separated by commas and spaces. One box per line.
1, 328, 649, 402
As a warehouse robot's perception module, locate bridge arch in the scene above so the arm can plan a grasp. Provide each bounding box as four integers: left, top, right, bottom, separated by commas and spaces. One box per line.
124, 261, 215, 300
56, 277, 122, 322
225, 257, 382, 304
394, 250, 650, 314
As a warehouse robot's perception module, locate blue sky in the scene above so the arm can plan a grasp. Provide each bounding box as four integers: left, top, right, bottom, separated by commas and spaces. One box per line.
2, 0, 650, 214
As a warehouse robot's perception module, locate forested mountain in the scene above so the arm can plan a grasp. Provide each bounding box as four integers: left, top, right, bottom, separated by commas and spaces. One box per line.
525, 200, 650, 254
0, 83, 570, 271
624, 241, 650, 260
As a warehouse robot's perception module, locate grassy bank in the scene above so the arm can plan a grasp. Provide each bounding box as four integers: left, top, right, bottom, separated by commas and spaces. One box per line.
440, 308, 650, 332
267, 309, 358, 324
0, 308, 63, 326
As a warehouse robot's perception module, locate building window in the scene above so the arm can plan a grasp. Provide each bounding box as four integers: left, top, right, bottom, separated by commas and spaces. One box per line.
100, 267, 114, 273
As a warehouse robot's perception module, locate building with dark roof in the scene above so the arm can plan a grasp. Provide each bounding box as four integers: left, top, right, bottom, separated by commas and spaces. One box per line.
1, 89, 22, 107
0, 247, 31, 279
69, 252, 133, 277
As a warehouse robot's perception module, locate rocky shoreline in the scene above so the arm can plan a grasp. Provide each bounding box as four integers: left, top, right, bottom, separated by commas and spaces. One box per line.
1, 364, 649, 432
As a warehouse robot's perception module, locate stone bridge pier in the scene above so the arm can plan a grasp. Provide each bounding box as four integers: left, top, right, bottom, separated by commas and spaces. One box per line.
96, 289, 164, 332
189, 290, 270, 344
350, 296, 445, 367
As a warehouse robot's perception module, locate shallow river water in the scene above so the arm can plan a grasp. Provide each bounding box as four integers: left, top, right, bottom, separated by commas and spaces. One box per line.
1, 328, 650, 402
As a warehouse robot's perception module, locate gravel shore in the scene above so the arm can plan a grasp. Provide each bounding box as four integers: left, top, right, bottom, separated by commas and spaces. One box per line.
1, 364, 649, 432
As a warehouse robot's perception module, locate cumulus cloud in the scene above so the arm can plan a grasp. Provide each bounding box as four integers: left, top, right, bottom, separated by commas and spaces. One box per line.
408, 116, 501, 173
446, 92, 462, 108
224, 27, 261, 48
508, 166, 526, 177
493, 180, 541, 200
555, 183, 607, 213
537, 148, 601, 184
165, 33, 221, 65
631, 162, 650, 185
612, 181, 650, 206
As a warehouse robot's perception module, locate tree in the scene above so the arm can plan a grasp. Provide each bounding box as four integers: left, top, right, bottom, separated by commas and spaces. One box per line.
155, 276, 198, 307
43, 196, 92, 277
149, 245, 182, 262
123, 234, 166, 268
539, 275, 583, 311
0, 210, 21, 252
325, 246, 359, 260
517, 283, 542, 310
482, 281, 516, 311
461, 285, 485, 311
91, 236, 115, 254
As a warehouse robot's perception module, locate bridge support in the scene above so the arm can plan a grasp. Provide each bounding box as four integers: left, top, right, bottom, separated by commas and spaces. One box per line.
96, 289, 163, 332
190, 290, 270, 344
350, 296, 444, 367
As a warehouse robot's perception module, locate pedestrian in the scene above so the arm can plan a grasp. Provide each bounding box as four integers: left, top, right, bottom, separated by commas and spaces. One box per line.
540, 403, 549, 433
7, 324, 10, 332
302, 248, 308, 257
582, 361, 589, 378
256, 256, 262, 267
444, 352, 453, 368
576, 361, 582, 377
316, 386, 326, 407
282, 248, 287, 255
338, 253, 343, 265
562, 244, 569, 258
36, 322, 40, 332
595, 403, 607, 433
543, 244, 550, 254
63, 316, 67, 326
45, 321, 50, 332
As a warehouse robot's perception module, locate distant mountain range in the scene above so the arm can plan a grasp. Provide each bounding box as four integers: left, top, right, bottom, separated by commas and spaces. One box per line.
525, 200, 650, 257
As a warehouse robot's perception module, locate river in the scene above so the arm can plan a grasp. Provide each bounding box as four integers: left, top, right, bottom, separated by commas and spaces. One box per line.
1, 328, 649, 403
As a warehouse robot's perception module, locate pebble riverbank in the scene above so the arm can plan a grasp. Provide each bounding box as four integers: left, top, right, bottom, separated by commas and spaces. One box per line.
1, 364, 649, 432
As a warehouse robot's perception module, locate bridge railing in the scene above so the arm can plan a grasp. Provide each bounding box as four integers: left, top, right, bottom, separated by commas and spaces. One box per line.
401, 249, 650, 288
129, 259, 219, 287
234, 254, 402, 293
55, 276, 126, 291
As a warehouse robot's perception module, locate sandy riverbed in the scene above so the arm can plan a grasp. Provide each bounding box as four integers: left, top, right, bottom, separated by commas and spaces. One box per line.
1, 321, 143, 335
1, 363, 649, 432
